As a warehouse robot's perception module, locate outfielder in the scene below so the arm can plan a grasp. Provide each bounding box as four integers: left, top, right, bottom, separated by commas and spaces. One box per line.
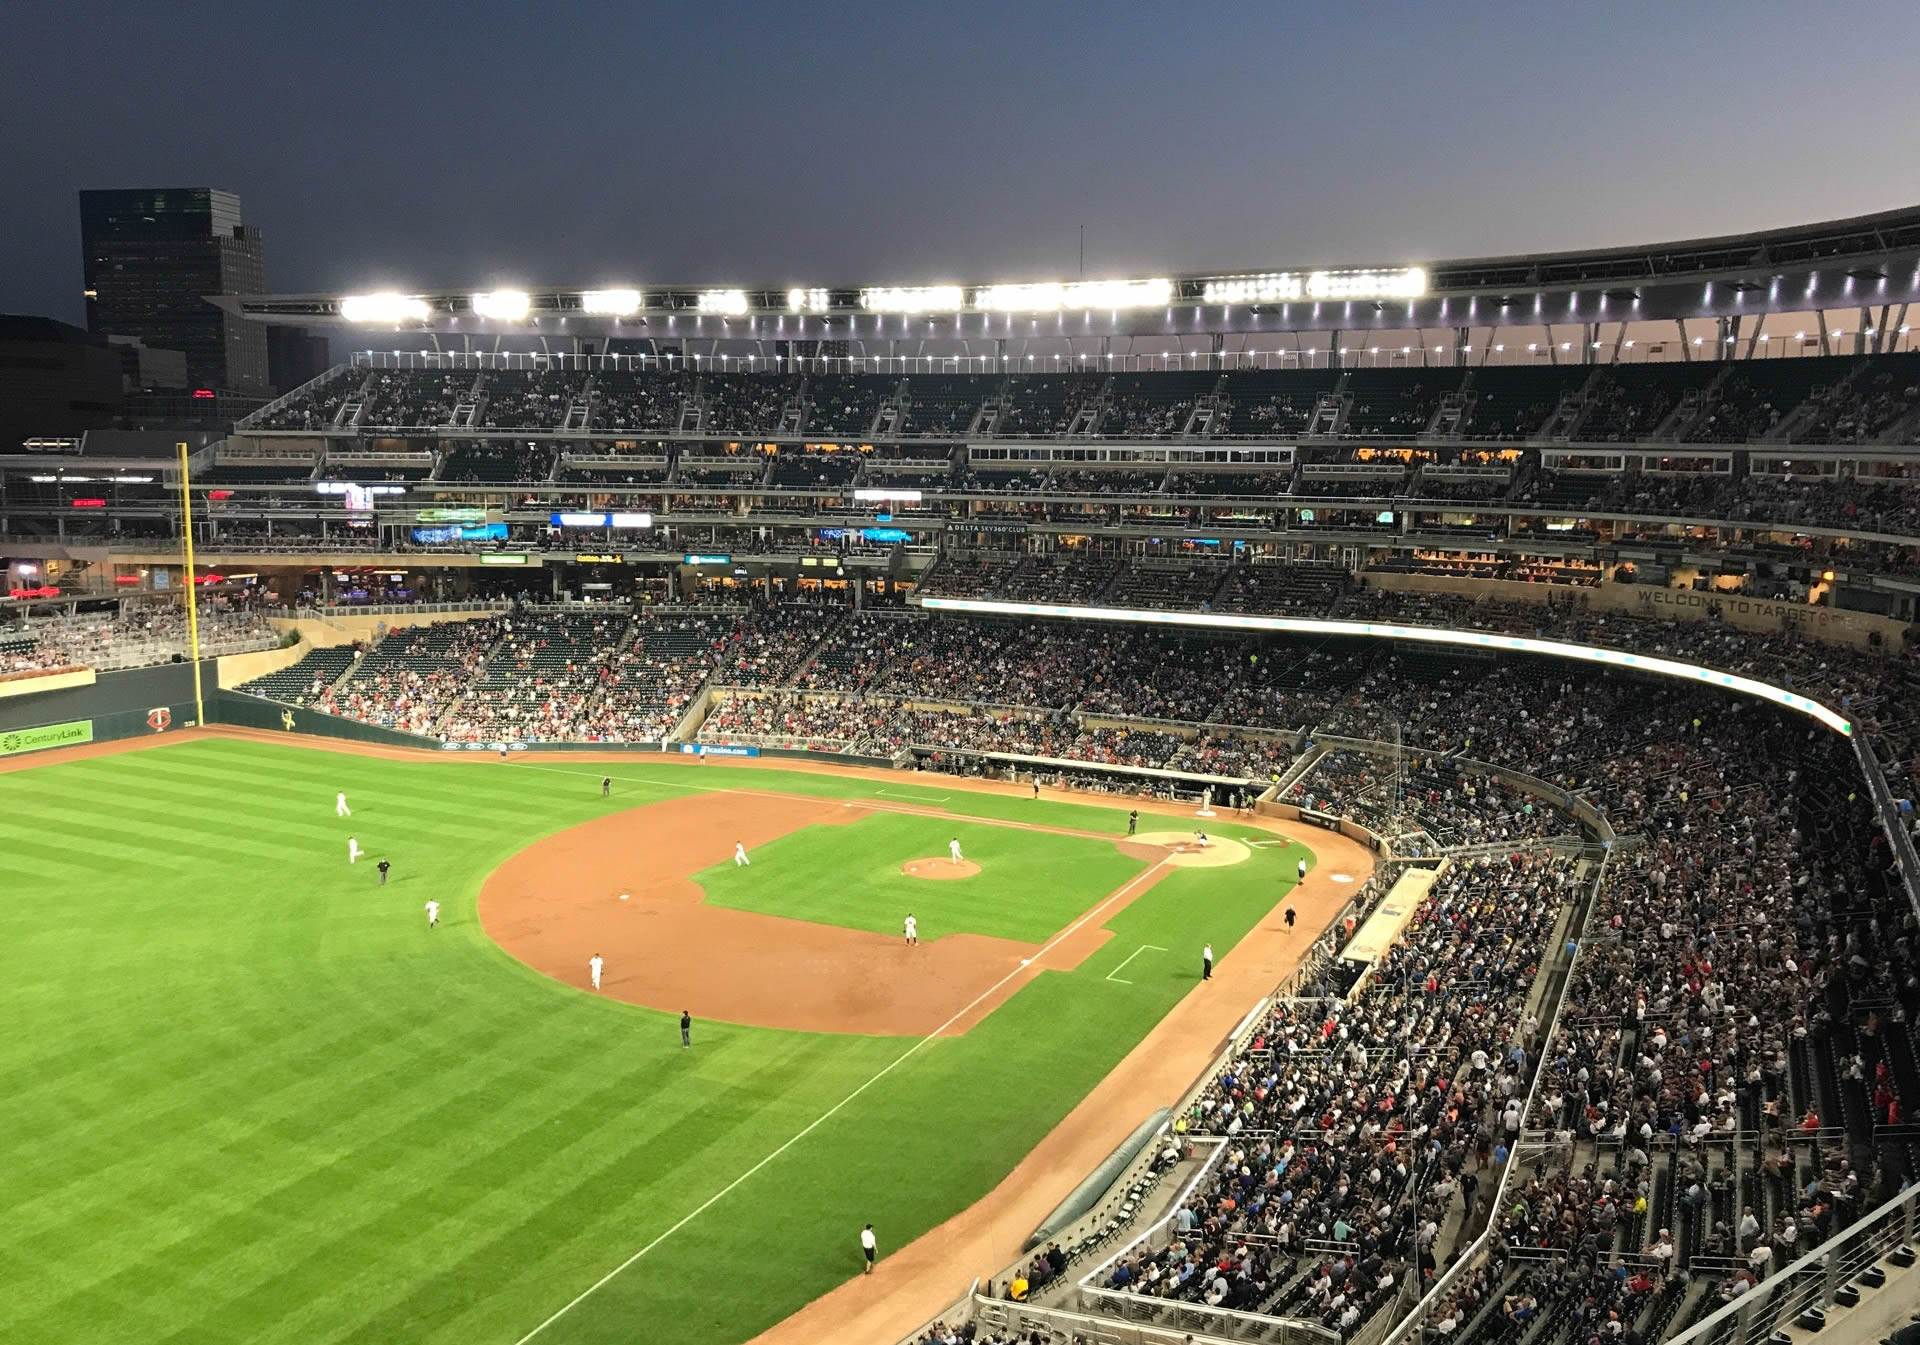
425, 899, 439, 928
348, 836, 363, 864
335, 791, 351, 818
734, 842, 750, 867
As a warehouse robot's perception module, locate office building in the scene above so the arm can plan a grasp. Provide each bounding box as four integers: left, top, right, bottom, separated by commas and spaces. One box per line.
79, 188, 269, 394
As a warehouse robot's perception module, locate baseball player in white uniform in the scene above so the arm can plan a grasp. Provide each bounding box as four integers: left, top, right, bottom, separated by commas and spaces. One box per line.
1297, 856, 1308, 881
589, 953, 604, 990
348, 836, 363, 864
949, 837, 963, 865
734, 842, 750, 867
335, 791, 351, 817
425, 900, 439, 928
904, 914, 918, 946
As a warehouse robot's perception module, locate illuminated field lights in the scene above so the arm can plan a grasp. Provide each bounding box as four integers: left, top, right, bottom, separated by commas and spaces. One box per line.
581, 289, 642, 316
471, 290, 531, 321
859, 285, 965, 314
697, 289, 750, 315
1202, 267, 1428, 305
339, 293, 430, 324
975, 278, 1173, 311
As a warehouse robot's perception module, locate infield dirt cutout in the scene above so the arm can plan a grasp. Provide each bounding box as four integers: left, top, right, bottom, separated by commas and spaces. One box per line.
479, 790, 1196, 1036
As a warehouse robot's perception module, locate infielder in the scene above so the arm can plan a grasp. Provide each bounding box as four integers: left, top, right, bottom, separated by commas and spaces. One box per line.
734, 842, 750, 867
904, 913, 918, 946
948, 837, 963, 865
335, 791, 351, 817
425, 899, 439, 928
1298, 856, 1308, 882
1202, 943, 1214, 980
348, 836, 363, 864
589, 953, 604, 991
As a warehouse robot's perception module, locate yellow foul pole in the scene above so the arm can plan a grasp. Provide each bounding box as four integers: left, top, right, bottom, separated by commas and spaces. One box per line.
177, 441, 205, 727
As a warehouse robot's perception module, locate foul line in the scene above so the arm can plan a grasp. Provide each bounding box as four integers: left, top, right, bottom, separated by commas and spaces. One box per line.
1104, 943, 1168, 984
877, 787, 951, 802
508, 854, 1172, 1345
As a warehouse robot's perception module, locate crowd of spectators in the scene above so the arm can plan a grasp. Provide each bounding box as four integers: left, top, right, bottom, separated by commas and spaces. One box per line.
1129, 851, 1577, 1333
314, 616, 504, 733
1, 601, 277, 674
438, 611, 629, 743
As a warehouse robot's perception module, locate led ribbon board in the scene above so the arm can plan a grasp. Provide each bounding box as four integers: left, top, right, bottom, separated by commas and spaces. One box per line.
918, 596, 1853, 736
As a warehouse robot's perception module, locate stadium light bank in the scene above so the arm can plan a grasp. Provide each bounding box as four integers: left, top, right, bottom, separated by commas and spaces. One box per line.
917, 596, 1853, 737
333, 267, 1430, 323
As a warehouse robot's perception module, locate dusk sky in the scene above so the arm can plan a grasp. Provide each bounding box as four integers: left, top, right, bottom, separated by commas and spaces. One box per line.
5, 0, 1918, 324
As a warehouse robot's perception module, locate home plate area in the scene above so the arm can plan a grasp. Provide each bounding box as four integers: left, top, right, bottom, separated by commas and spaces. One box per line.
902, 858, 982, 880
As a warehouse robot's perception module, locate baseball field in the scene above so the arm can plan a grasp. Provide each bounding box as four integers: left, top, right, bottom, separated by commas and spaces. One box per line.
0, 734, 1316, 1345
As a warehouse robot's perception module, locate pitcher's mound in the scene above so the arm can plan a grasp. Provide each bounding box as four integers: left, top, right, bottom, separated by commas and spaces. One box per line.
1133, 831, 1251, 868
904, 858, 981, 880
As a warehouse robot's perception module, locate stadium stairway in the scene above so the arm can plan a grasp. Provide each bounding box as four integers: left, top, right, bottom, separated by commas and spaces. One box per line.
1655, 364, 1736, 440
534, 609, 643, 737
1767, 359, 1872, 443
424, 621, 515, 738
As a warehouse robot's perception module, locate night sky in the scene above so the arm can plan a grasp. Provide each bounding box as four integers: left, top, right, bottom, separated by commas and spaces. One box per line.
5, 0, 1918, 324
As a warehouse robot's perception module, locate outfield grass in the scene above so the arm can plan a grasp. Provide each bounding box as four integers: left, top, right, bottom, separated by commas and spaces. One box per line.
693, 810, 1148, 942
0, 740, 1308, 1345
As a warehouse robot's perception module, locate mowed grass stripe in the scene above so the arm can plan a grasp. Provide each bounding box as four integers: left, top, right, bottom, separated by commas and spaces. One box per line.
168, 1040, 865, 1345
11, 1015, 826, 1331
51, 755, 574, 840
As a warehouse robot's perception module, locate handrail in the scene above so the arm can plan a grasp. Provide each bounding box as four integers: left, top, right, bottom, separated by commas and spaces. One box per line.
1662, 1180, 1920, 1345
1851, 727, 1920, 928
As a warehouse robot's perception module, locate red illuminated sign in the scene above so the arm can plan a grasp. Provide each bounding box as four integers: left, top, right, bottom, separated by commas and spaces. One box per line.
192, 388, 215, 399
206, 490, 233, 501
70, 497, 107, 508
8, 586, 60, 599
114, 575, 142, 585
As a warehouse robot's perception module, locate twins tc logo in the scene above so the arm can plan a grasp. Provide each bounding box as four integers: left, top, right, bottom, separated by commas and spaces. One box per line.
147, 707, 172, 732
281, 709, 297, 731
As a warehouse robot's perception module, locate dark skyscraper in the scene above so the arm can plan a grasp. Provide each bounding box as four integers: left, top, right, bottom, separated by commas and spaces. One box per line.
79, 188, 268, 394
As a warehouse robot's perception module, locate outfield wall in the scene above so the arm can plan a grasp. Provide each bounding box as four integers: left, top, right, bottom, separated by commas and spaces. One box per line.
209, 692, 445, 750
0, 662, 212, 758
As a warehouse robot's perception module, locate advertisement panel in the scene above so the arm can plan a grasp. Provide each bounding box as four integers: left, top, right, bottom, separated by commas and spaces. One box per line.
412, 523, 508, 544
678, 743, 760, 757
0, 719, 94, 757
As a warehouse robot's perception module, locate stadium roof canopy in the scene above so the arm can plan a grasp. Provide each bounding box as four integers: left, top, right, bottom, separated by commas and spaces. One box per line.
216, 204, 1920, 342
